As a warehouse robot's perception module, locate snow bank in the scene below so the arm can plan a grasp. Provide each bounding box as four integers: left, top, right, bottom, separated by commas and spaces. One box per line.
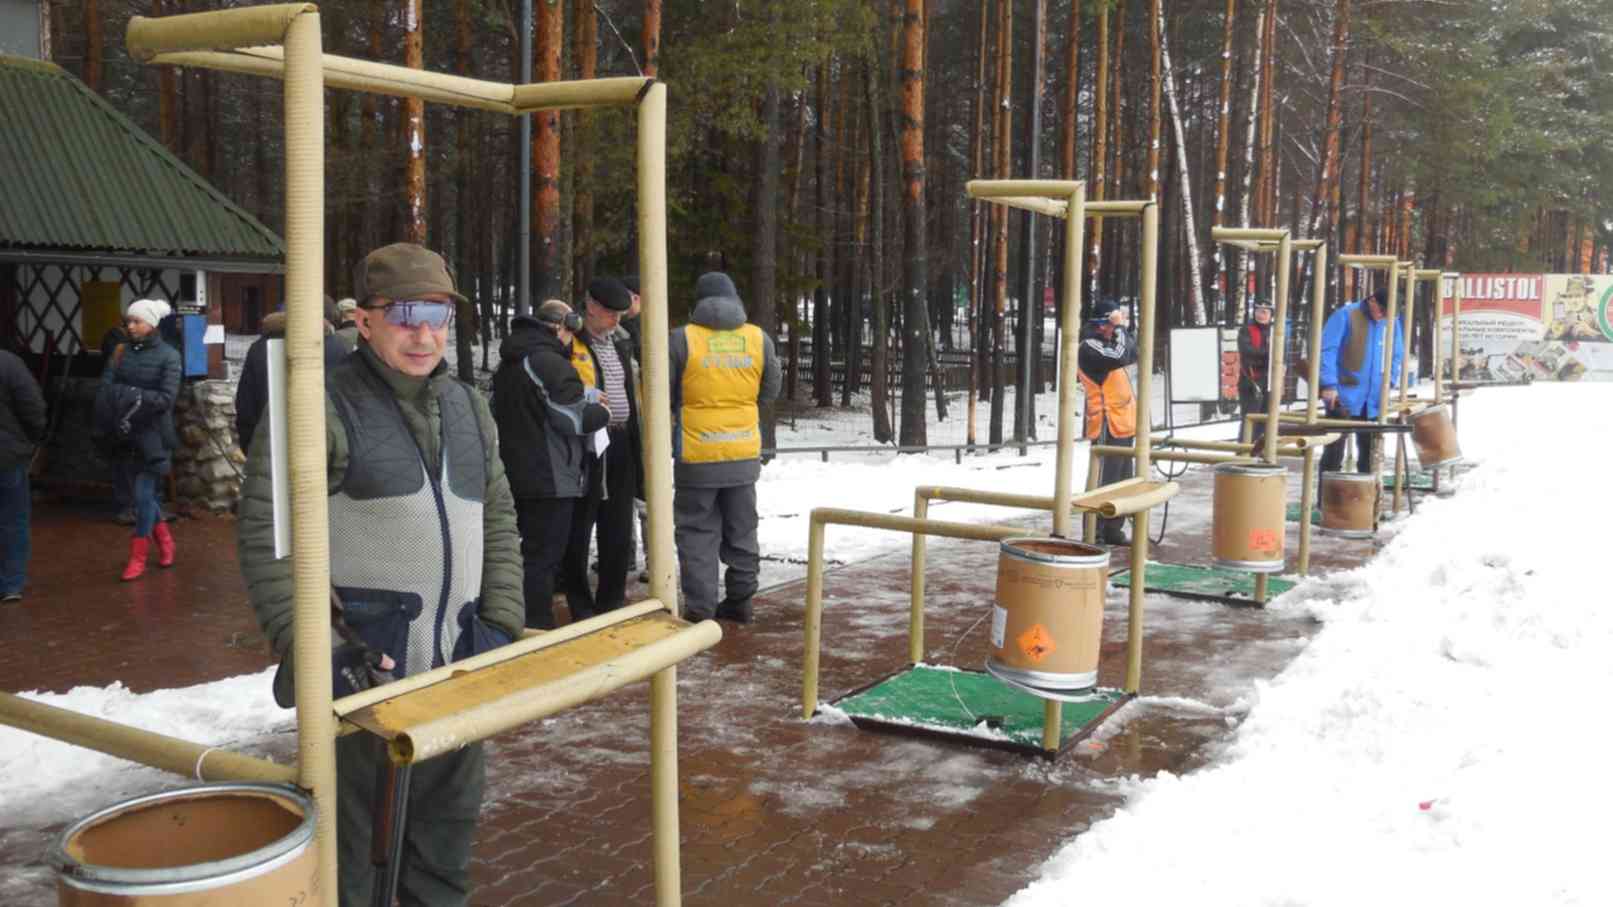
1005, 383, 1613, 907
0, 669, 290, 825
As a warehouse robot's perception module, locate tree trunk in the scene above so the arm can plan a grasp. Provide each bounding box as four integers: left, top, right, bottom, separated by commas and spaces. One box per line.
753, 63, 782, 452
1013, 0, 1047, 442
966, 0, 990, 445
1161, 7, 1207, 325
1354, 51, 1373, 295
1234, 1, 1267, 319
403, 0, 426, 244
453, 0, 475, 381
642, 0, 662, 77
572, 0, 597, 299
533, 0, 562, 297
1305, 0, 1350, 271
988, 0, 1011, 446
1211, 0, 1238, 322
813, 58, 834, 407
1087, 4, 1110, 303
867, 56, 893, 444
83, 0, 101, 92
1053, 0, 1082, 396
1147, 0, 1162, 203
359, 0, 384, 267
899, 0, 930, 447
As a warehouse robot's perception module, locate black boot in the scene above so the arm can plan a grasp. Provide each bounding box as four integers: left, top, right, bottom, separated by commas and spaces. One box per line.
1098, 521, 1129, 547
715, 596, 753, 624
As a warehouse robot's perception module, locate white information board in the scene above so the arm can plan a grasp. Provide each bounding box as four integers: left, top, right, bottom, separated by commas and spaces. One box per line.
267, 338, 290, 559
1168, 327, 1221, 402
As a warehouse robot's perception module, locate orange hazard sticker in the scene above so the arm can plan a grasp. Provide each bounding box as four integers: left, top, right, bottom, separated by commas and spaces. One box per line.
1017, 624, 1057, 663
1248, 528, 1280, 553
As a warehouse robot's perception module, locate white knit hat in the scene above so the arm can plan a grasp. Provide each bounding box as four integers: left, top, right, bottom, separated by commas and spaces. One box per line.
126, 298, 172, 328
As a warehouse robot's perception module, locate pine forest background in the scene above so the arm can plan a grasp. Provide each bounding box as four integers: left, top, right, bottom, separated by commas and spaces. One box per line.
46, 0, 1613, 446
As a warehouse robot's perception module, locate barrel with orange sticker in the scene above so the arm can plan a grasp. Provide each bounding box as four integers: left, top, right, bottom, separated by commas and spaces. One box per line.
986, 538, 1109, 691
1211, 461, 1287, 573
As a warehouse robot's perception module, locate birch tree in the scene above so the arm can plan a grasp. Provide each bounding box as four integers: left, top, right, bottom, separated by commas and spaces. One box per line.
1161, 7, 1207, 324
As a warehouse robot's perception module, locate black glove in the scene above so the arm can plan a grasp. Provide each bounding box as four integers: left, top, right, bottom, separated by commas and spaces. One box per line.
333, 643, 393, 695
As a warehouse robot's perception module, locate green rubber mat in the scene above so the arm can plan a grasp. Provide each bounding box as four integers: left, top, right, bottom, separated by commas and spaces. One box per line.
1110, 561, 1296, 605
830, 664, 1130, 757
1381, 471, 1436, 491
1286, 504, 1322, 525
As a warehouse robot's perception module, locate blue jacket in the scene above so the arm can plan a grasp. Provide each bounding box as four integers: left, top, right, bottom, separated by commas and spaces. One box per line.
1319, 299, 1404, 419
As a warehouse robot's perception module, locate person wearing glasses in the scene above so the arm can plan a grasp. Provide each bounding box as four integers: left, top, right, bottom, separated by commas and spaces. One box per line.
237, 243, 523, 905
98, 298, 182, 581
492, 299, 610, 629
561, 277, 643, 621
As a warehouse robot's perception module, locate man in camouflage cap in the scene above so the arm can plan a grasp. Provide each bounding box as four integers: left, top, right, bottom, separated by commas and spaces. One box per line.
238, 242, 522, 905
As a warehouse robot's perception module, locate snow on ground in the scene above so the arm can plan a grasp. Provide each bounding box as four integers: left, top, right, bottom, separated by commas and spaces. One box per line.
1005, 382, 1613, 907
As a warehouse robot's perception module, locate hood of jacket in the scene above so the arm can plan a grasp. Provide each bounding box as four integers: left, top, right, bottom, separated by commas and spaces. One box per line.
690, 296, 748, 331
499, 316, 568, 363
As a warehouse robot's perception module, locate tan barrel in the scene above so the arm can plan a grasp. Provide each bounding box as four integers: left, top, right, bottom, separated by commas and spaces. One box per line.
987, 538, 1109, 692
55, 784, 319, 906
1319, 471, 1378, 538
1409, 403, 1462, 470
1212, 462, 1287, 573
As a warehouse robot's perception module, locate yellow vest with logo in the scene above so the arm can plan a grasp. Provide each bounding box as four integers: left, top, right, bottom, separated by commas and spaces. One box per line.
568, 337, 596, 389
680, 323, 764, 463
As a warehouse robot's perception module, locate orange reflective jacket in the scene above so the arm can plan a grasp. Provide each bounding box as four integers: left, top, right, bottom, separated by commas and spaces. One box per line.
1078, 365, 1136, 440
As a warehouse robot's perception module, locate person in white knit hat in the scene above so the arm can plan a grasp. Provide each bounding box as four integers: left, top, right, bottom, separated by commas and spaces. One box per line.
97, 297, 182, 580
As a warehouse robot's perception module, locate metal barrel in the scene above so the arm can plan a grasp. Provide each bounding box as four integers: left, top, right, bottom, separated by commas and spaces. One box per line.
54, 783, 319, 906
986, 538, 1109, 692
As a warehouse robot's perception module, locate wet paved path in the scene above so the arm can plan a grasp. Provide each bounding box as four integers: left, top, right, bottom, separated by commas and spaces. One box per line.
0, 463, 1384, 905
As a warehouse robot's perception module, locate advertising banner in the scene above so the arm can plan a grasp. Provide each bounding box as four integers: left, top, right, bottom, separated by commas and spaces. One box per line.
1438, 274, 1543, 383
1439, 274, 1613, 382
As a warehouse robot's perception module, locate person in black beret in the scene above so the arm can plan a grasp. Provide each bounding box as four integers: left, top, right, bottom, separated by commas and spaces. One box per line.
561, 276, 644, 620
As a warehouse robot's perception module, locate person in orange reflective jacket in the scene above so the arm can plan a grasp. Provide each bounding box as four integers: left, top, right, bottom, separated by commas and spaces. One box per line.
1077, 299, 1137, 546
668, 272, 781, 623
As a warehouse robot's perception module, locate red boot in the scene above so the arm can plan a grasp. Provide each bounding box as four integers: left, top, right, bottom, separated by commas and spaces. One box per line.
121, 537, 150, 582
153, 522, 176, 568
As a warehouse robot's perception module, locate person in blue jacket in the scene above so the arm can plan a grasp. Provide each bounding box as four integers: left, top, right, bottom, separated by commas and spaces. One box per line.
1318, 287, 1404, 475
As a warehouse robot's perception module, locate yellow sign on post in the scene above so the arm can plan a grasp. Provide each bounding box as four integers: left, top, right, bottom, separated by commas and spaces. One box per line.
80, 281, 123, 354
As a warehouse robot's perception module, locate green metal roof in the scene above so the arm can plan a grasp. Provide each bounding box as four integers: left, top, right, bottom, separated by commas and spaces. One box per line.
0, 54, 284, 261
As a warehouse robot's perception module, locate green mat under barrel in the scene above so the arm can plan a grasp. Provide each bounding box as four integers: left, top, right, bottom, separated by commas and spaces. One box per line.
830, 664, 1130, 757
1381, 471, 1436, 491
1286, 503, 1322, 525
1110, 561, 1297, 604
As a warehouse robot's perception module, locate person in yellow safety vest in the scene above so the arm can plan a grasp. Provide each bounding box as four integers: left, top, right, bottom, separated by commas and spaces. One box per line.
668, 272, 781, 623
1077, 298, 1137, 547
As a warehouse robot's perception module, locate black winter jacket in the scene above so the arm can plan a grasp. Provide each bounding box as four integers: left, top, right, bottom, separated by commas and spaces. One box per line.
100, 335, 182, 473
0, 350, 46, 470
492, 318, 610, 499
234, 312, 352, 450
578, 326, 645, 500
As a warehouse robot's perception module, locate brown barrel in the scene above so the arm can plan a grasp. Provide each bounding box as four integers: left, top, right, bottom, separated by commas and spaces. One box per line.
987, 538, 1108, 692
1409, 403, 1463, 471
55, 784, 319, 906
1319, 472, 1378, 538
1211, 462, 1287, 573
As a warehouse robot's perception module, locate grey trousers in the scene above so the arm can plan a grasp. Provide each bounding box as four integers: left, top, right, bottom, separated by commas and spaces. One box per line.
335, 734, 486, 907
674, 483, 760, 620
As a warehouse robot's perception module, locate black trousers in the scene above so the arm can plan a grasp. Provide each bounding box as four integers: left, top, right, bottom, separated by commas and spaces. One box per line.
1096, 425, 1135, 534
514, 496, 575, 630
1319, 401, 1375, 475
1238, 376, 1267, 450
563, 426, 637, 620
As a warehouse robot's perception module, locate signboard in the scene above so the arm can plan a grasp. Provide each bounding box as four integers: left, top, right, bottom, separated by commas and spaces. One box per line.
1168, 327, 1221, 402
1439, 274, 1613, 382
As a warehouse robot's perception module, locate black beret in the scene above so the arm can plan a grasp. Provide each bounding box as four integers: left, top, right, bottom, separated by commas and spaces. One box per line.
587, 277, 633, 312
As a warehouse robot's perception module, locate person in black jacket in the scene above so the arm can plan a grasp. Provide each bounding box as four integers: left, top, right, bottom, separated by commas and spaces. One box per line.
0, 349, 47, 602
491, 300, 610, 629
234, 297, 351, 451
1238, 300, 1274, 449
102, 299, 183, 581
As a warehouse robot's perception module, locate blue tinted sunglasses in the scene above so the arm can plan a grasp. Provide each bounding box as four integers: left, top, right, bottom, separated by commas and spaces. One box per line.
363, 299, 455, 329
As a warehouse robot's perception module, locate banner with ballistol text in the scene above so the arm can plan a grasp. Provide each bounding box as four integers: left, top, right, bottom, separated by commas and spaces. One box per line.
1436, 273, 1613, 383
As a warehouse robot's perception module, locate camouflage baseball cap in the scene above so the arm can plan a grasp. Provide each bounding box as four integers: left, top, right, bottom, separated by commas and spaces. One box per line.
355, 242, 468, 304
